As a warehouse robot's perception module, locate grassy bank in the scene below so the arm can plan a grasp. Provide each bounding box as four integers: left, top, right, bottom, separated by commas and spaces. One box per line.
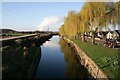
70, 38, 119, 78
2, 33, 24, 36
1, 33, 27, 39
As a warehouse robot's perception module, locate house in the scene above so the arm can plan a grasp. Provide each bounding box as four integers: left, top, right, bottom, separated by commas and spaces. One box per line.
113, 30, 120, 43
105, 30, 120, 43
97, 32, 103, 39
114, 30, 120, 37
106, 31, 113, 40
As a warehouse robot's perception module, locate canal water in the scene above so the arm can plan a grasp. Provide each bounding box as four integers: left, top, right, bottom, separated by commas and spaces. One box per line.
35, 36, 88, 78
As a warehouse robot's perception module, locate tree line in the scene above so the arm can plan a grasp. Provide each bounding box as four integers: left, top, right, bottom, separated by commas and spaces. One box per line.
59, 2, 119, 44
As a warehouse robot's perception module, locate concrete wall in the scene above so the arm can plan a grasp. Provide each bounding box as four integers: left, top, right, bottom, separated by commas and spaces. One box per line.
63, 37, 108, 79
1, 33, 53, 47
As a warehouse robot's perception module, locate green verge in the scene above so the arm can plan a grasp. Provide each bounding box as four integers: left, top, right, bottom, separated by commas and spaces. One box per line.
70, 38, 119, 79
2, 33, 24, 36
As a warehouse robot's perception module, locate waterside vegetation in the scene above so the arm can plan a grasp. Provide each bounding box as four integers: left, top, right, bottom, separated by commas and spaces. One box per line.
59, 2, 119, 78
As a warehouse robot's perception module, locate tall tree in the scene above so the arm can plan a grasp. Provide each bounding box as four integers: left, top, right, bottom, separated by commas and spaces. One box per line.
59, 2, 119, 44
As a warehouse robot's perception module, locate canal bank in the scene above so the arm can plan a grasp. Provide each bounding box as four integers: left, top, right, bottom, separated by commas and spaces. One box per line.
1, 33, 56, 47
62, 36, 108, 79
2, 33, 54, 79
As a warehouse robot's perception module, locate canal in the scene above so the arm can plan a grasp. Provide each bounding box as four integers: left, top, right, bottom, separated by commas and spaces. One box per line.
35, 36, 88, 78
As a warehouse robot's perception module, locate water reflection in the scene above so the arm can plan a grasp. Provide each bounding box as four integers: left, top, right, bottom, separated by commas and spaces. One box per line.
35, 36, 88, 78
60, 38, 88, 78
43, 41, 60, 49
35, 36, 67, 78
23, 46, 28, 56
14, 37, 48, 48
2, 42, 41, 79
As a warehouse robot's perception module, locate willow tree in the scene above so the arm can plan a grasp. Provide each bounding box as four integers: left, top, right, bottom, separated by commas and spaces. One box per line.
92, 2, 107, 43
105, 2, 119, 30
88, 2, 119, 44
76, 13, 82, 36
59, 2, 119, 44
62, 11, 78, 38
59, 24, 65, 36
82, 2, 107, 44
77, 3, 89, 42
114, 2, 119, 25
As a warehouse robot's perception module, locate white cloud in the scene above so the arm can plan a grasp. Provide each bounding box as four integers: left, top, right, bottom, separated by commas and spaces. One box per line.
43, 41, 60, 49
37, 16, 63, 31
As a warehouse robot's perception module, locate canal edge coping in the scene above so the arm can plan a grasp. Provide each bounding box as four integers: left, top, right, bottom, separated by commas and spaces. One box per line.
62, 36, 108, 79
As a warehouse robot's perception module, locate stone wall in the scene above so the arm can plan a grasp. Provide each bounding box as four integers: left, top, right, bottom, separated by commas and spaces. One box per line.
63, 37, 108, 79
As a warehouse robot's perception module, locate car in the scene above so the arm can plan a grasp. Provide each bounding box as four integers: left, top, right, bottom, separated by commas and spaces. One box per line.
104, 39, 117, 48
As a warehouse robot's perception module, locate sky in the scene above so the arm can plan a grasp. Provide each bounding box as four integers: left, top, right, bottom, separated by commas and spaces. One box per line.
2, 2, 85, 31
1, 0, 119, 2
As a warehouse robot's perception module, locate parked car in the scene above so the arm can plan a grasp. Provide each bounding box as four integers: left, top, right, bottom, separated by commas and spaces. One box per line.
104, 36, 120, 48
104, 39, 117, 48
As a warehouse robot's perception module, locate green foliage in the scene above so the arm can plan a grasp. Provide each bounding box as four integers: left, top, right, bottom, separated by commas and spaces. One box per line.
59, 2, 119, 78
59, 2, 119, 43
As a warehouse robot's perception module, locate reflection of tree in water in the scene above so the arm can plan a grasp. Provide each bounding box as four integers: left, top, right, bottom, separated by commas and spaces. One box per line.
2, 35, 52, 79
2, 42, 41, 79
60, 38, 88, 78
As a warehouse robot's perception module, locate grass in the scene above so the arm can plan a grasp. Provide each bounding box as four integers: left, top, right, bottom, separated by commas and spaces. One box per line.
70, 38, 119, 78
2, 33, 24, 36
1, 33, 25, 39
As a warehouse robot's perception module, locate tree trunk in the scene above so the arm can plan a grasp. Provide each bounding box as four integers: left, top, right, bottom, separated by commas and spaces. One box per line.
82, 33, 85, 42
92, 31, 95, 44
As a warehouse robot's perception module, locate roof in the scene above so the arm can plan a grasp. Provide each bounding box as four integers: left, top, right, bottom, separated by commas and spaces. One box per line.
115, 30, 120, 36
